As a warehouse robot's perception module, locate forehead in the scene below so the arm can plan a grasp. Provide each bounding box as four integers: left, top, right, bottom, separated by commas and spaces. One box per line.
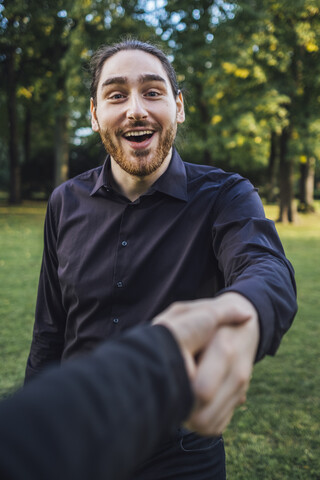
98, 49, 171, 88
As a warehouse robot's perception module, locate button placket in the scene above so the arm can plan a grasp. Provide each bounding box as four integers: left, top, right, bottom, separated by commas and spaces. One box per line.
111, 204, 133, 327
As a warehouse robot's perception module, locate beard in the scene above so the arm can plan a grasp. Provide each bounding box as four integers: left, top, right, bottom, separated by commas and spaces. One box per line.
99, 121, 177, 177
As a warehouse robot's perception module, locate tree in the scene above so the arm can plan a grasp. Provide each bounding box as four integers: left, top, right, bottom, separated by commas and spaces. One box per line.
155, 0, 320, 222
0, 0, 158, 198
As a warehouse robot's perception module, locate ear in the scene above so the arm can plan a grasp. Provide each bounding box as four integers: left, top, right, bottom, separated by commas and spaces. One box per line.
90, 98, 100, 132
176, 91, 185, 125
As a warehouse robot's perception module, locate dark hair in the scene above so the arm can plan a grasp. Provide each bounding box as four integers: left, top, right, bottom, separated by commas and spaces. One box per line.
90, 38, 180, 106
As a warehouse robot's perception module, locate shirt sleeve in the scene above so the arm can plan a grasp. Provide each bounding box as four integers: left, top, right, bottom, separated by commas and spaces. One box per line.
25, 198, 66, 382
212, 176, 297, 361
0, 325, 193, 480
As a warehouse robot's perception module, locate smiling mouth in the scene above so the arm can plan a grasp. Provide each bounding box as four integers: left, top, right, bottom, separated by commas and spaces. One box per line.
123, 130, 155, 143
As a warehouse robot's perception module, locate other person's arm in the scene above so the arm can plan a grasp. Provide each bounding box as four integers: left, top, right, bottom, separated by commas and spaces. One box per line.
1, 299, 245, 480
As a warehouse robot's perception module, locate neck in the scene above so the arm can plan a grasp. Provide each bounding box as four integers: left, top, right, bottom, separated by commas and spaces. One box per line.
110, 149, 172, 202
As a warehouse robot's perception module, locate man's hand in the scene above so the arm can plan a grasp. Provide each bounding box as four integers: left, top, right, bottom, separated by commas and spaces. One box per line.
153, 293, 260, 436
153, 294, 252, 379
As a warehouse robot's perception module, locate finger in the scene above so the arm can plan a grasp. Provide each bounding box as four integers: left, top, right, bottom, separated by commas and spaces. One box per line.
192, 327, 235, 403
153, 296, 252, 357
188, 373, 249, 435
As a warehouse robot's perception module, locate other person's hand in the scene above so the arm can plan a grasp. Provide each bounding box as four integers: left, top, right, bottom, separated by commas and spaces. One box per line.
153, 293, 259, 436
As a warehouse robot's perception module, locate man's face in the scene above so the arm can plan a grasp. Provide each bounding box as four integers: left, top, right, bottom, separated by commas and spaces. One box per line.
90, 49, 185, 177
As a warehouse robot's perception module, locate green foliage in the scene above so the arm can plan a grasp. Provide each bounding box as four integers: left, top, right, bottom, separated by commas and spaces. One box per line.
153, 0, 320, 186
0, 0, 159, 191
0, 0, 319, 199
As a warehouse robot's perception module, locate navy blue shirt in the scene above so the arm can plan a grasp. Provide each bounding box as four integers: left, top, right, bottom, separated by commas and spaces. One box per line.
26, 149, 297, 379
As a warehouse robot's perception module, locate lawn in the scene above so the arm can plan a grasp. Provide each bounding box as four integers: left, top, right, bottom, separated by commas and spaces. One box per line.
225, 202, 320, 479
0, 200, 319, 479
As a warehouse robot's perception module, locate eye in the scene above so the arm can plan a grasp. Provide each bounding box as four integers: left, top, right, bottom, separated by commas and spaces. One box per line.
109, 93, 126, 100
145, 90, 161, 98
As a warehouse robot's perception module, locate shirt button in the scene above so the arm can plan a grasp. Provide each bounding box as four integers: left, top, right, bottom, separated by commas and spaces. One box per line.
116, 281, 123, 288
113, 318, 119, 324
121, 241, 128, 247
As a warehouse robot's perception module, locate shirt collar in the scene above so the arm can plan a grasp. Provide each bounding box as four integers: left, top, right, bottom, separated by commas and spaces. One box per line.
90, 148, 188, 202
151, 148, 188, 201
90, 158, 112, 196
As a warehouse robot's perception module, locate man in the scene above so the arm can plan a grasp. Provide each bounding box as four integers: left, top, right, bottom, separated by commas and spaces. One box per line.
1, 299, 248, 480
25, 39, 297, 479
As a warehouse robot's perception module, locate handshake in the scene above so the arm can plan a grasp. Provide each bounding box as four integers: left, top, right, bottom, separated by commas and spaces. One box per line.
0, 292, 260, 480
153, 291, 260, 435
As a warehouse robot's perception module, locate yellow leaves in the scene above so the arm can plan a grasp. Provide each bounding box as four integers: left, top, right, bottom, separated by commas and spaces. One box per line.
292, 130, 299, 140
211, 115, 223, 125
17, 86, 34, 99
56, 90, 64, 102
254, 136, 262, 144
305, 42, 319, 53
222, 62, 250, 79
92, 15, 102, 25
234, 68, 250, 79
305, 5, 319, 17
189, 106, 196, 113
236, 135, 245, 146
209, 90, 224, 106
296, 21, 319, 53
300, 155, 307, 164
44, 25, 53, 36
253, 65, 267, 83
80, 48, 90, 60
222, 62, 236, 74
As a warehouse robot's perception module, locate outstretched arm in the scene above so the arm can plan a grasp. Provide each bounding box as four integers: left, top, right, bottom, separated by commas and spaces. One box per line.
155, 292, 259, 436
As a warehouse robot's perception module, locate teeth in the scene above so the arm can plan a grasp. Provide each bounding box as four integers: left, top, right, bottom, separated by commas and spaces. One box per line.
124, 130, 153, 137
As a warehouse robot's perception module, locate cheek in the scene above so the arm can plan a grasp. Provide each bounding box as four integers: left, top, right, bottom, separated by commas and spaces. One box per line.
156, 106, 177, 126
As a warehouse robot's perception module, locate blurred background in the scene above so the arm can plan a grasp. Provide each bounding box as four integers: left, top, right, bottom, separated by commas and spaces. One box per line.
1, 0, 320, 222
1, 1, 320, 479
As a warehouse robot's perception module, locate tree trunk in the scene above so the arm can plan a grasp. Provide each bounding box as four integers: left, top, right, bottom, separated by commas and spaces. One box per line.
54, 112, 69, 187
278, 128, 296, 223
298, 156, 315, 213
265, 131, 278, 203
24, 106, 31, 165
7, 50, 21, 204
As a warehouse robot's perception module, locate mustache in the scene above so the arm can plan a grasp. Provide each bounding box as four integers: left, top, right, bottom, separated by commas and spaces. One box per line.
115, 121, 162, 136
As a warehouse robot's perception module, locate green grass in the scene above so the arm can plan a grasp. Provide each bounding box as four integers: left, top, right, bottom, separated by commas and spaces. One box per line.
0, 200, 319, 478
225, 202, 320, 479
0, 202, 46, 397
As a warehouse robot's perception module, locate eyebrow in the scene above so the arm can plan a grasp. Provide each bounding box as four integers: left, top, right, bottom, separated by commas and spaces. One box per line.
101, 74, 167, 89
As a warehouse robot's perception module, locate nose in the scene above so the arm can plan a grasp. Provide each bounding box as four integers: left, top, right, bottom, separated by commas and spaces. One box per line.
126, 93, 148, 120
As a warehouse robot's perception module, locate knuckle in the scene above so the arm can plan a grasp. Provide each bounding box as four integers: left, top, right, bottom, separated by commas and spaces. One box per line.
169, 302, 185, 314
236, 371, 248, 390
220, 341, 235, 361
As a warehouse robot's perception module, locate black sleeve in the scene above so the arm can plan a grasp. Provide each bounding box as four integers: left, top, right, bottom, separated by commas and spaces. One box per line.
25, 199, 66, 382
212, 176, 297, 361
0, 325, 193, 480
